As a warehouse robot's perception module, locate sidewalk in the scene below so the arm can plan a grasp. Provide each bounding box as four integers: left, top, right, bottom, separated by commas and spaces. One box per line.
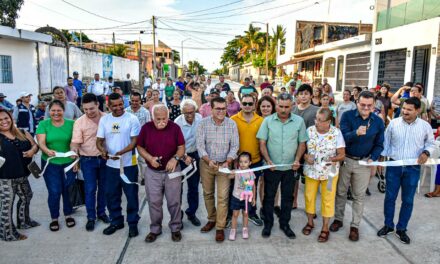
1, 171, 438, 264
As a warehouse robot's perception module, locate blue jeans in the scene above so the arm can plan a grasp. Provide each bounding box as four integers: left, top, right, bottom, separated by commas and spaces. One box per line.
41, 160, 76, 219
179, 151, 200, 217
105, 165, 140, 226
384, 165, 420, 231
80, 157, 107, 220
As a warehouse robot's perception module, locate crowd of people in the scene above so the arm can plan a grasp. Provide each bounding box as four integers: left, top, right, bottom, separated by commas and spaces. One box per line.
0, 72, 438, 248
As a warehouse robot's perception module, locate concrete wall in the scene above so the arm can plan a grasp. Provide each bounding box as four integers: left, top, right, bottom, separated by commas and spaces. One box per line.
369, 17, 440, 101
0, 38, 140, 104
434, 26, 440, 96
0, 38, 40, 104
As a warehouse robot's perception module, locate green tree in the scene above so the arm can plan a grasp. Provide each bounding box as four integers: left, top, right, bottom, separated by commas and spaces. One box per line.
238, 24, 265, 63
60, 29, 93, 43
187, 60, 207, 75
172, 49, 180, 64
220, 37, 243, 66
100, 44, 128, 57
0, 0, 24, 28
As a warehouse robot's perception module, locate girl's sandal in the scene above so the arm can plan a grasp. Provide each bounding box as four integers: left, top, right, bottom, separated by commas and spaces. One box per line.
49, 220, 60, 232
318, 230, 330, 243
302, 223, 314, 236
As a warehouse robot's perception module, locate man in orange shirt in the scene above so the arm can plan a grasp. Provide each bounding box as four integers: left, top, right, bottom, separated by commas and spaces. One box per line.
71, 93, 109, 231
231, 94, 264, 226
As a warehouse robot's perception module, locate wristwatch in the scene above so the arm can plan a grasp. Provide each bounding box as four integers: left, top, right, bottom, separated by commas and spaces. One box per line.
173, 155, 180, 161
422, 150, 430, 157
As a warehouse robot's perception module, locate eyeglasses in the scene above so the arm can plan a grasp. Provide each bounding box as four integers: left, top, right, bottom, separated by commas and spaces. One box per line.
242, 102, 254, 106
183, 111, 195, 116
315, 118, 331, 123
213, 108, 227, 112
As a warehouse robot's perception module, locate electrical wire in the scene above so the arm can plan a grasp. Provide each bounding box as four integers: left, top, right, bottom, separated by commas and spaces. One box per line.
163, 0, 312, 21
60, 0, 135, 23
160, 0, 245, 18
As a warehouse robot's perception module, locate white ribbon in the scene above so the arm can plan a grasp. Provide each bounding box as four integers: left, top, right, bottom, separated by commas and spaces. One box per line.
111, 155, 198, 184
40, 151, 80, 176
108, 155, 140, 185
359, 158, 440, 167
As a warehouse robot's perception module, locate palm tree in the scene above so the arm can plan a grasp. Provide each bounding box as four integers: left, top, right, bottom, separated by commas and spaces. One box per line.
238, 24, 265, 63
100, 44, 128, 57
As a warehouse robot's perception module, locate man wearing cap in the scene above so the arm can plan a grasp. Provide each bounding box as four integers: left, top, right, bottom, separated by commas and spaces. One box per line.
88, 73, 109, 111
0, 93, 14, 111
238, 77, 258, 102
13, 92, 36, 136
64, 77, 78, 104
73, 71, 83, 108
260, 78, 271, 91
199, 88, 220, 118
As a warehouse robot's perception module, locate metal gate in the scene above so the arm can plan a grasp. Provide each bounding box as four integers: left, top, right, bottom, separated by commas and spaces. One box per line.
377, 49, 406, 92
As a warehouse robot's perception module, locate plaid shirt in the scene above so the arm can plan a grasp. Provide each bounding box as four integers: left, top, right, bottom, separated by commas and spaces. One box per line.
125, 106, 151, 127
196, 116, 239, 162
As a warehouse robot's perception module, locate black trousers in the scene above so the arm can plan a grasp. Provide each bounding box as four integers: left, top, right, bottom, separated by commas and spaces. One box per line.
263, 169, 295, 228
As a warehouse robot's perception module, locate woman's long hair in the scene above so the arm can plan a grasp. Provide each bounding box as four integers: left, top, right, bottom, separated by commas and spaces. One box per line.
0, 109, 27, 141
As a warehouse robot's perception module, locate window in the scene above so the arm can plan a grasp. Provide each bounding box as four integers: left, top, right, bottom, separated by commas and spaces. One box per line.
0, 55, 13, 83
324, 57, 336, 77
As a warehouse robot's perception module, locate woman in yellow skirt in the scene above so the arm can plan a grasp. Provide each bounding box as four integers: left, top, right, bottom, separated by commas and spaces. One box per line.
302, 108, 345, 242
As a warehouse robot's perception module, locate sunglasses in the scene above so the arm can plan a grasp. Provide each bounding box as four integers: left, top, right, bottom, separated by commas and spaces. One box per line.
242, 102, 254, 106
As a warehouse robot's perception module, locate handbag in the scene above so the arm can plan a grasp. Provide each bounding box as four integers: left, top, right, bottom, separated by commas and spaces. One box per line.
68, 177, 85, 209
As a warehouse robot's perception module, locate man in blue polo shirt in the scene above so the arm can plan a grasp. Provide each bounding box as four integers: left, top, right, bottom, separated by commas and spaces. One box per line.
330, 91, 384, 242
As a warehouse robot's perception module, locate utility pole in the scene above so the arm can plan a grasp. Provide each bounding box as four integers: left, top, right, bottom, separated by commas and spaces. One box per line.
152, 16, 157, 80
265, 23, 269, 78
138, 40, 142, 91
112, 32, 115, 48
79, 30, 82, 47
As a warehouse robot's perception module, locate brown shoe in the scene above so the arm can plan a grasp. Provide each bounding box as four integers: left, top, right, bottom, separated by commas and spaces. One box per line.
200, 221, 216, 233
349, 227, 359, 241
144, 232, 162, 243
171, 231, 182, 242
329, 220, 343, 232
215, 230, 225, 242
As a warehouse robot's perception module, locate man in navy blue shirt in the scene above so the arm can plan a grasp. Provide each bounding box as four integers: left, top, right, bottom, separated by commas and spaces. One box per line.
73, 71, 83, 108
330, 91, 384, 242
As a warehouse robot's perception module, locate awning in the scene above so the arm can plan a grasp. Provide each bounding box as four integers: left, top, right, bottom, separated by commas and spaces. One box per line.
276, 53, 323, 67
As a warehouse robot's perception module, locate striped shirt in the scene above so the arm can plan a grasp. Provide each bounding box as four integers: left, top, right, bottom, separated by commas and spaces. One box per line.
196, 116, 239, 162
382, 117, 435, 160
125, 106, 151, 127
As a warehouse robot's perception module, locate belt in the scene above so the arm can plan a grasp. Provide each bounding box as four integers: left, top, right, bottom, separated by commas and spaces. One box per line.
346, 154, 367, 161
81, 156, 103, 159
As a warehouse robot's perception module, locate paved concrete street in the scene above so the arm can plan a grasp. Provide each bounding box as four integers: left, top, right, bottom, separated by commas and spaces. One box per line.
0, 164, 438, 264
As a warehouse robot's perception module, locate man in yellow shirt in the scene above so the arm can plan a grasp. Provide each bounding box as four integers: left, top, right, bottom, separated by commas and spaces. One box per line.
231, 94, 264, 226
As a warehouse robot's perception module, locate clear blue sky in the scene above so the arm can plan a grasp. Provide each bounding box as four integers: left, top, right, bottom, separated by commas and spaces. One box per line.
16, 0, 376, 71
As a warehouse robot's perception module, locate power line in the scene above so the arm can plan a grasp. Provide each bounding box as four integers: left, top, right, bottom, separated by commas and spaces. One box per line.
28, 1, 84, 24
265, 0, 321, 20
63, 20, 151, 31
161, 0, 245, 18
159, 19, 238, 32
158, 20, 226, 47
60, 0, 134, 23
176, 0, 277, 19
169, 45, 224, 51
156, 27, 237, 36
160, 18, 246, 26
165, 0, 312, 21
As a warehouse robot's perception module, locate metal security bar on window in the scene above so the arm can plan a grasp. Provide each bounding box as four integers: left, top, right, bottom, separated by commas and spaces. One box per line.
0, 55, 13, 83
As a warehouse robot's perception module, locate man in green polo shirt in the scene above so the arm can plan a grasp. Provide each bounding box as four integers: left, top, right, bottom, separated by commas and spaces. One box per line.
257, 93, 307, 239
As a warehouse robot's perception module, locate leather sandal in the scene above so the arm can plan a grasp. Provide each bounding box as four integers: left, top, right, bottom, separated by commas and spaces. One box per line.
302, 223, 314, 236
318, 230, 330, 242
50, 220, 60, 232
